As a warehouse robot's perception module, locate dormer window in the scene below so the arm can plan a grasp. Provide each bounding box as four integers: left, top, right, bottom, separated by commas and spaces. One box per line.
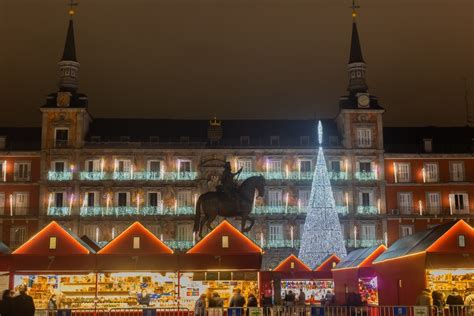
300, 136, 309, 146
120, 136, 130, 142
49, 237, 57, 250
270, 136, 280, 146
222, 236, 229, 248
423, 139, 433, 153
458, 235, 466, 248
133, 236, 140, 249
240, 136, 250, 146
90, 136, 101, 143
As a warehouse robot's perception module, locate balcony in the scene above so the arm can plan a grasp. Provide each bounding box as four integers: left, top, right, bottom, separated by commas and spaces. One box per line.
345, 239, 384, 248
48, 171, 73, 181
47, 207, 70, 216
329, 171, 348, 181
355, 171, 377, 181
252, 239, 301, 249
356, 206, 379, 215
253, 205, 301, 215
80, 172, 106, 180
335, 206, 349, 215
79, 205, 193, 217
133, 172, 164, 181
239, 172, 263, 180
165, 240, 194, 250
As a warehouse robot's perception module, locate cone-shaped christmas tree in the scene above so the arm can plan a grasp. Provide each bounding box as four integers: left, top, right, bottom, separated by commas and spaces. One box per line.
298, 121, 347, 268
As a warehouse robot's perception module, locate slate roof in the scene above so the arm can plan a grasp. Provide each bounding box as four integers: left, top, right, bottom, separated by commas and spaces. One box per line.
0, 127, 41, 151
334, 245, 380, 269
62, 19, 77, 62
349, 22, 364, 64
384, 126, 474, 154
0, 242, 10, 254
86, 118, 342, 148
373, 221, 461, 263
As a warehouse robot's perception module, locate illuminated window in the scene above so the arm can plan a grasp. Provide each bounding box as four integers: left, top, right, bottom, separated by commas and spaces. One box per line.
54, 128, 69, 148
423, 139, 432, 153
458, 235, 466, 248
49, 237, 57, 250
424, 163, 439, 182
356, 128, 372, 148
426, 192, 441, 214
133, 237, 140, 249
85, 159, 101, 172
270, 136, 280, 146
237, 159, 253, 173
290, 262, 295, 269
222, 236, 229, 248
240, 136, 250, 146
300, 136, 309, 146
449, 161, 464, 182
395, 163, 411, 183
299, 160, 312, 173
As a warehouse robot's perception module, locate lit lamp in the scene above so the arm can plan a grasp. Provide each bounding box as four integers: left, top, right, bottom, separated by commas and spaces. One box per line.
418, 200, 423, 216
393, 162, 398, 183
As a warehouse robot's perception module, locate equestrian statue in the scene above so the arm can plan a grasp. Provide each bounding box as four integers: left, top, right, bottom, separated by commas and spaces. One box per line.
193, 161, 265, 238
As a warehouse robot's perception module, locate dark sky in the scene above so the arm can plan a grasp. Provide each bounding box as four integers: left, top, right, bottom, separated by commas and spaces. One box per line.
1, 0, 473, 127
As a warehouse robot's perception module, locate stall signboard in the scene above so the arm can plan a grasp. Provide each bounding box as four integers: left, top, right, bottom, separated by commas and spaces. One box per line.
143, 308, 157, 316
393, 307, 408, 316
248, 307, 263, 316
414, 306, 429, 316
311, 306, 325, 316
228, 307, 243, 316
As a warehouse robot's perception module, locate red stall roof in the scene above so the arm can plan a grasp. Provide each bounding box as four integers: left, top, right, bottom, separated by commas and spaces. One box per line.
187, 220, 262, 255
315, 254, 341, 272
374, 220, 473, 265
98, 222, 173, 255
13, 221, 94, 255
273, 254, 311, 272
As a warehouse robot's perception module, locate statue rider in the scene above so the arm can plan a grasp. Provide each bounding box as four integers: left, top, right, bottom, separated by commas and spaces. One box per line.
218, 162, 242, 200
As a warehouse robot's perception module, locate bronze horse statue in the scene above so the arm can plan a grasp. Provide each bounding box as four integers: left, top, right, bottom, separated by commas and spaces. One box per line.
193, 175, 265, 238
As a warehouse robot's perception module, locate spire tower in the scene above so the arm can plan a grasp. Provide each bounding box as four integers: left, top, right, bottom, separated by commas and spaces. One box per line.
58, 1, 80, 92
347, 0, 368, 94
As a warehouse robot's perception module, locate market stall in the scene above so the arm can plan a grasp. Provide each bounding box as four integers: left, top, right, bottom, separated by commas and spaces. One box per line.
179, 220, 262, 309
96, 222, 178, 309
11, 221, 97, 309
373, 220, 474, 305
332, 244, 386, 305
261, 254, 338, 305
0, 242, 10, 290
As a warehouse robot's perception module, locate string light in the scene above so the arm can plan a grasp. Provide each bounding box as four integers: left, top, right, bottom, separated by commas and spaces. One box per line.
299, 121, 347, 268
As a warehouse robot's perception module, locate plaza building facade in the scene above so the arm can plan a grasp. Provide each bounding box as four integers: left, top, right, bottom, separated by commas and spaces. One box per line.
0, 16, 472, 269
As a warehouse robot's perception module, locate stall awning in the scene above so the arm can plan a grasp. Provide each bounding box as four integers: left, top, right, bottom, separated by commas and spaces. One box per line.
273, 254, 311, 272
374, 220, 473, 264
98, 222, 173, 255
187, 221, 262, 255
13, 221, 95, 256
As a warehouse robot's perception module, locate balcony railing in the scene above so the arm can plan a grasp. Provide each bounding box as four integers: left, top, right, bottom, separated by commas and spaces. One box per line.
79, 205, 194, 217
80, 172, 106, 180
345, 239, 384, 248
239, 171, 348, 181
48, 171, 73, 181
355, 171, 377, 181
47, 207, 70, 216
329, 171, 348, 180
356, 206, 379, 215
261, 239, 301, 249
165, 240, 194, 250
335, 206, 349, 215
252, 205, 349, 215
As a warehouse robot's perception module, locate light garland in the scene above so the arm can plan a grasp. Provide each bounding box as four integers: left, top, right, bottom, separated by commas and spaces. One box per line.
298, 121, 347, 268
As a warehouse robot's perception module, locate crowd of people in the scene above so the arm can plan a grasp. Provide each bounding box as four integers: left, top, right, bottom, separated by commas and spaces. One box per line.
416, 288, 474, 311
0, 286, 35, 316
195, 289, 259, 316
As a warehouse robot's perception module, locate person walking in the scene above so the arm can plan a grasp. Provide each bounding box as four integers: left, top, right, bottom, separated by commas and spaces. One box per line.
432, 291, 445, 315
416, 289, 433, 306
13, 286, 35, 316
446, 289, 464, 316
0, 289, 14, 316
246, 293, 258, 316
195, 294, 207, 316
229, 289, 246, 308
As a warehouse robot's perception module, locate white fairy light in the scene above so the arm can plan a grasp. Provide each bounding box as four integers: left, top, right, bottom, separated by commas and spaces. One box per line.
298, 121, 347, 268
318, 120, 323, 145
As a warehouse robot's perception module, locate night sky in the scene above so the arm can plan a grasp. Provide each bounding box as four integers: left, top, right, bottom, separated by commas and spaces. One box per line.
1, 0, 473, 127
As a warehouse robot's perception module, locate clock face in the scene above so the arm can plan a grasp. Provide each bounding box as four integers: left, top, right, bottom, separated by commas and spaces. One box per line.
57, 92, 71, 107
358, 95, 370, 107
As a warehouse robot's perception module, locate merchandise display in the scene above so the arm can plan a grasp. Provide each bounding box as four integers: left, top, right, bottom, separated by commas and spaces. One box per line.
358, 277, 378, 305
14, 274, 97, 309
426, 269, 474, 298
280, 280, 334, 303
179, 272, 258, 309
96, 272, 177, 308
